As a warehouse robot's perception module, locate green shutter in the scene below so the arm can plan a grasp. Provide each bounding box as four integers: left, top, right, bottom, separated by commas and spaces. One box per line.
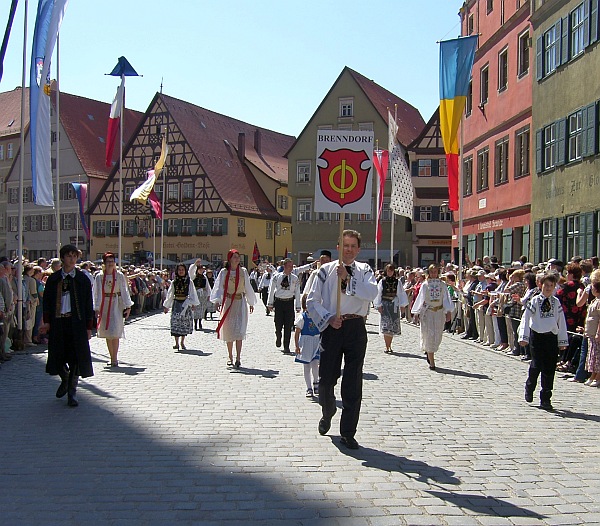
411, 161, 418, 177
561, 16, 570, 65
585, 211, 596, 257
431, 159, 439, 177
557, 217, 565, 261
222, 218, 228, 235
536, 129, 543, 173
414, 206, 419, 221
432, 206, 440, 222
579, 213, 588, 257
534, 221, 541, 263
584, 103, 597, 157
591, 0, 599, 44
556, 119, 566, 166
536, 36, 544, 80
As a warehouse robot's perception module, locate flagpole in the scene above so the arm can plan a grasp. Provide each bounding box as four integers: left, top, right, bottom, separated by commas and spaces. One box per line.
76, 175, 80, 246
118, 74, 124, 270
390, 104, 398, 265
336, 215, 345, 318
16, 0, 28, 338
374, 141, 379, 271
160, 127, 167, 272
55, 33, 61, 256
458, 112, 464, 279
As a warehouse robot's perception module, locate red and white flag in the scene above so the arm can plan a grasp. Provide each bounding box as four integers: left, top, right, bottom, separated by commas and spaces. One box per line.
373, 149, 389, 243
105, 77, 124, 167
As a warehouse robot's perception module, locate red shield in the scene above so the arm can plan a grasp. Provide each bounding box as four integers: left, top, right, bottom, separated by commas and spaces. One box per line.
318, 149, 370, 207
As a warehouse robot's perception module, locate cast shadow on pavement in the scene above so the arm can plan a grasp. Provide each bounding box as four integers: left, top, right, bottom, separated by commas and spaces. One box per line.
431, 366, 490, 380
175, 349, 213, 357
551, 408, 600, 422
426, 490, 546, 520
331, 441, 460, 485
231, 366, 279, 379
78, 379, 116, 399
102, 365, 147, 376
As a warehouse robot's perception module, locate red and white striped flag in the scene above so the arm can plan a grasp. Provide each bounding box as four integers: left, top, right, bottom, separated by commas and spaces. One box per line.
105, 76, 124, 167
388, 109, 413, 219
373, 149, 389, 243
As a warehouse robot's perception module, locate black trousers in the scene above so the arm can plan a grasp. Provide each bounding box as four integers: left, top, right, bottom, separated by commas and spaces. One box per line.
319, 317, 367, 438
466, 306, 478, 338
497, 315, 508, 344
273, 298, 295, 351
260, 288, 269, 311
526, 330, 559, 404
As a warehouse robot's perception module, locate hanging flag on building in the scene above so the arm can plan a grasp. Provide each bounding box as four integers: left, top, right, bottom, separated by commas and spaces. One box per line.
252, 241, 261, 265
373, 149, 389, 243
388, 109, 413, 219
439, 35, 478, 211
71, 182, 90, 239
0, 0, 19, 83
130, 135, 168, 204
315, 130, 374, 214
30, 0, 69, 206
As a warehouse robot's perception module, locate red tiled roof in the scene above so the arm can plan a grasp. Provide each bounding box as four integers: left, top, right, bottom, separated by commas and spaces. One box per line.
54, 89, 142, 179
0, 87, 29, 138
347, 68, 425, 147
161, 94, 295, 217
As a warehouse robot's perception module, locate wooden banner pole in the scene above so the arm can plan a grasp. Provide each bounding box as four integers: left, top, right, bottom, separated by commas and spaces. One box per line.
336, 215, 345, 318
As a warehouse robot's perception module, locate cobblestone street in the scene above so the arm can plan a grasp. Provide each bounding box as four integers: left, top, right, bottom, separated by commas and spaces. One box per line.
1, 308, 599, 525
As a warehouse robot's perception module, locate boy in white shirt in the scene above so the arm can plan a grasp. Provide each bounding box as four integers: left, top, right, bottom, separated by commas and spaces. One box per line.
518, 273, 568, 411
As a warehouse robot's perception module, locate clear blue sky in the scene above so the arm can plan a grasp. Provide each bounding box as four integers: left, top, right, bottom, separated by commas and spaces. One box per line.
2, 1, 464, 137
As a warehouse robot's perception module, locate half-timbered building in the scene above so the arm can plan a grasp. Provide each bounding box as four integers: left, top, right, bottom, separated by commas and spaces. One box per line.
89, 93, 294, 268
407, 109, 453, 267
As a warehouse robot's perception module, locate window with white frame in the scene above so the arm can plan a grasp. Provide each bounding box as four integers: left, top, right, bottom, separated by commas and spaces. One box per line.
297, 199, 312, 222
22, 215, 29, 232
7, 143, 13, 159
468, 14, 474, 35
487, 0, 493, 13
0, 213, 5, 230
109, 220, 119, 235
495, 136, 509, 185
568, 110, 583, 162
23, 186, 32, 203
480, 65, 489, 105
439, 206, 452, 222
167, 183, 179, 201
182, 218, 192, 235
212, 217, 224, 234
358, 199, 373, 221
296, 161, 310, 183
518, 31, 530, 77
358, 122, 373, 131
337, 124, 352, 131
237, 218, 245, 234
466, 80, 473, 116
96, 220, 106, 236
543, 123, 556, 170
182, 182, 194, 200
154, 183, 163, 201
124, 219, 135, 235
315, 211, 331, 222
124, 185, 134, 202
278, 195, 288, 210
382, 197, 392, 221
30, 215, 38, 231
211, 254, 221, 266
498, 47, 508, 92
419, 206, 432, 222
167, 219, 177, 234
9, 187, 17, 204
266, 221, 273, 240
339, 97, 353, 118
482, 231, 494, 256
418, 159, 432, 176
0, 144, 3, 160
544, 24, 560, 76
542, 219, 556, 261
571, 3, 586, 57
9, 216, 17, 232
181, 253, 192, 262
566, 215, 580, 258
438, 157, 447, 177
197, 218, 209, 234
515, 126, 530, 178
275, 222, 281, 236
62, 213, 73, 230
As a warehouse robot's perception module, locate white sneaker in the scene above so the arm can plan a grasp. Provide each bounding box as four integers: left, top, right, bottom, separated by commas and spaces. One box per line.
306, 388, 313, 398
589, 380, 599, 388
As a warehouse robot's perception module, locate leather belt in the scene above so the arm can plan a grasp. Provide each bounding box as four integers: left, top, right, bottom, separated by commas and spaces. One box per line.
226, 293, 243, 299
428, 305, 444, 312
341, 314, 365, 320
59, 312, 72, 318
275, 297, 294, 302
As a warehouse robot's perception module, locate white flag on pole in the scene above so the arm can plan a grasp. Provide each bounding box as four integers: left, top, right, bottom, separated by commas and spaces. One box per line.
388, 109, 413, 219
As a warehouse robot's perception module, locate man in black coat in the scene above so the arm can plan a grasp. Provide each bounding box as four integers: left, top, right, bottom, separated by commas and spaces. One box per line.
40, 245, 94, 407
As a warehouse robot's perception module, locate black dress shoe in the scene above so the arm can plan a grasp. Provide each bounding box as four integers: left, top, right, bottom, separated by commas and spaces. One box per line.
318, 417, 331, 435
340, 436, 359, 449
540, 401, 553, 411
275, 336, 282, 347
524, 390, 533, 403
56, 381, 68, 398
67, 394, 79, 407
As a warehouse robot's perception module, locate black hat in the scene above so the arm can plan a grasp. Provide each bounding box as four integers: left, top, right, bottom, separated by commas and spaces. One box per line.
321, 250, 332, 259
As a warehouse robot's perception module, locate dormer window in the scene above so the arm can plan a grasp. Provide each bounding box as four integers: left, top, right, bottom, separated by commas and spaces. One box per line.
339, 98, 353, 118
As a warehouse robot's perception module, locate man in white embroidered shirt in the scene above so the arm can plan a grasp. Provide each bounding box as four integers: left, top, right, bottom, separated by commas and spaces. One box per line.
306, 229, 378, 449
